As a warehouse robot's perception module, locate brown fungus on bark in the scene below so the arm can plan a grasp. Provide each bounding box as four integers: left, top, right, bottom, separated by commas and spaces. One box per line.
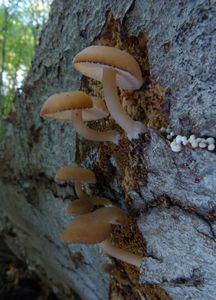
61, 207, 143, 268
40, 91, 120, 144
73, 46, 146, 140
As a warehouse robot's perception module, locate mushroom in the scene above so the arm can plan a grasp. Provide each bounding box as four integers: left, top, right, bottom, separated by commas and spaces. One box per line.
40, 91, 120, 144
61, 207, 143, 268
73, 46, 146, 140
81, 195, 113, 206
55, 166, 96, 198
82, 97, 109, 121
67, 198, 94, 215
67, 195, 113, 216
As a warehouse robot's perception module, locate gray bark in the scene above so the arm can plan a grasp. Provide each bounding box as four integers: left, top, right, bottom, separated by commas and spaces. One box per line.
0, 1, 216, 299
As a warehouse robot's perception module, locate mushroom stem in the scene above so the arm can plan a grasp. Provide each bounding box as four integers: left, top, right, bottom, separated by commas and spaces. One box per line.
74, 181, 84, 198
102, 68, 146, 140
71, 110, 120, 144
99, 239, 142, 268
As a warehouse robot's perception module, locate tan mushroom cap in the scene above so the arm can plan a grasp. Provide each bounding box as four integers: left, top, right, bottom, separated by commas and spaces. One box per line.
40, 91, 93, 120
73, 46, 143, 90
80, 195, 113, 206
92, 207, 129, 225
55, 167, 96, 184
61, 207, 129, 244
67, 198, 94, 215
67, 196, 113, 216
62, 215, 112, 244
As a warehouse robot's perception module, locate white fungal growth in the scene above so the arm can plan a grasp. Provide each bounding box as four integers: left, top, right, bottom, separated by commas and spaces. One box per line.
191, 141, 198, 148
208, 144, 215, 151
181, 136, 188, 145
170, 141, 182, 152
161, 127, 215, 153
189, 135, 196, 143
167, 134, 173, 140
160, 127, 166, 133
200, 138, 206, 143
175, 135, 183, 144
199, 142, 207, 148
206, 137, 215, 144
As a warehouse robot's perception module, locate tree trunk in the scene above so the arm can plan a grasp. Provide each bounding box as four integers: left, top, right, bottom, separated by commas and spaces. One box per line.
0, 1, 215, 299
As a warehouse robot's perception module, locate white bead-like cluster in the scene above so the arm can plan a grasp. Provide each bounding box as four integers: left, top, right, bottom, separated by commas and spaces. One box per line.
160, 127, 215, 153
160, 127, 174, 140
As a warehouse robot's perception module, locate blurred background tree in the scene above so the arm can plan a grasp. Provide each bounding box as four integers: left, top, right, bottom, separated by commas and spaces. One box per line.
0, 0, 52, 115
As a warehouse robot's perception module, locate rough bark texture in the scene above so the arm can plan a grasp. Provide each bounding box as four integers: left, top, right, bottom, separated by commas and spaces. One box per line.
0, 1, 216, 300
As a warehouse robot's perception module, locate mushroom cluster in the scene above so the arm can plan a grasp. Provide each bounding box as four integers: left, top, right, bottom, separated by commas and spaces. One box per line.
55, 166, 143, 268
40, 46, 145, 143
40, 91, 120, 144
73, 46, 146, 140
39, 46, 144, 270
62, 207, 142, 268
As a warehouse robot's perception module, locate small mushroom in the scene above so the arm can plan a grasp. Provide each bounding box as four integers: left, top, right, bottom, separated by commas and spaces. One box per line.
170, 141, 182, 152
55, 166, 96, 198
61, 207, 143, 268
175, 135, 182, 144
191, 140, 198, 148
67, 196, 113, 216
73, 46, 146, 140
199, 141, 207, 148
81, 195, 113, 206
40, 91, 120, 144
160, 127, 166, 133
206, 137, 215, 144
62, 211, 111, 244
67, 198, 94, 215
166, 128, 171, 134
181, 136, 188, 145
188, 135, 196, 143
208, 144, 215, 151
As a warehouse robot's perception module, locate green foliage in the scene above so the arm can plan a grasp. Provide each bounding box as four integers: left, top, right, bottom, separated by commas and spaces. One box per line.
0, 0, 51, 116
